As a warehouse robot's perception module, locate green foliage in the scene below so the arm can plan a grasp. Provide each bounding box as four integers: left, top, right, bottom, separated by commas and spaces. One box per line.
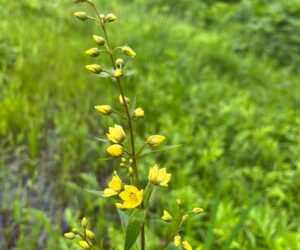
0, 0, 299, 249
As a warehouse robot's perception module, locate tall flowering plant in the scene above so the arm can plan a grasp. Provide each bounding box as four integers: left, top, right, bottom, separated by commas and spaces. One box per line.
64, 1, 203, 249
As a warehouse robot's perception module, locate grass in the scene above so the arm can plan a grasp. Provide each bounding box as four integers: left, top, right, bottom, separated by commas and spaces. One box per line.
0, 0, 299, 249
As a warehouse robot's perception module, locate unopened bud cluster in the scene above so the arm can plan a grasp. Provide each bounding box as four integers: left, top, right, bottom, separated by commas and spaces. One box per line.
64, 217, 97, 249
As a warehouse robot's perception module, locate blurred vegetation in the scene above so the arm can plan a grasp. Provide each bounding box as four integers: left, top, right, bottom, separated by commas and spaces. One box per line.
0, 0, 299, 249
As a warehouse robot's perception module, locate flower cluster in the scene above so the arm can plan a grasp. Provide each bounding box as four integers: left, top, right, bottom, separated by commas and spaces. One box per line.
64, 1, 204, 249
64, 217, 97, 250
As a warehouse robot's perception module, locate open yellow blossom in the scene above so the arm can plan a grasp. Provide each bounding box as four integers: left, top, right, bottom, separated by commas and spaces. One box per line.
182, 241, 192, 250
147, 135, 165, 147
103, 171, 123, 197
161, 210, 172, 222
116, 185, 143, 209
85, 64, 102, 74
78, 240, 90, 249
106, 144, 123, 157
94, 105, 112, 115
134, 107, 145, 118
174, 235, 181, 247
106, 124, 125, 143
148, 164, 171, 186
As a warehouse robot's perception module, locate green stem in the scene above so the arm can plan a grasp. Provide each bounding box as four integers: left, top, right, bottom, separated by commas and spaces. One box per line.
88, 2, 144, 250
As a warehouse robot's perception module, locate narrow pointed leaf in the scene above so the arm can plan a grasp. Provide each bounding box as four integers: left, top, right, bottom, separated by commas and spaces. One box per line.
124, 208, 147, 250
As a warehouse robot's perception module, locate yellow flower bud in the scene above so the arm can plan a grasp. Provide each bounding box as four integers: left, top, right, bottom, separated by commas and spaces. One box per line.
81, 217, 88, 227
94, 105, 112, 115
106, 124, 125, 143
176, 199, 182, 206
161, 210, 172, 222
119, 95, 130, 105
147, 135, 165, 147
105, 13, 117, 22
148, 164, 171, 186
192, 207, 204, 214
114, 69, 123, 78
92, 35, 105, 46
85, 229, 95, 240
74, 11, 88, 21
122, 46, 136, 57
120, 162, 126, 168
128, 167, 134, 175
182, 240, 193, 250
134, 107, 144, 118
72, 228, 79, 234
121, 157, 127, 163
64, 232, 75, 239
85, 64, 102, 74
85, 48, 100, 57
116, 58, 125, 67
174, 235, 181, 247
182, 214, 189, 222
78, 240, 90, 249
106, 144, 123, 157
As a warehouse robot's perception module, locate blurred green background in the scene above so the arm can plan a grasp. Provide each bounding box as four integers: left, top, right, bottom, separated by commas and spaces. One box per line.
1, 0, 300, 249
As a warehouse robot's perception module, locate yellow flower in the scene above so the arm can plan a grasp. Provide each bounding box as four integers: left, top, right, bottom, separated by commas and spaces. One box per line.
117, 185, 143, 209
85, 48, 100, 57
147, 135, 165, 147
114, 68, 123, 78
122, 46, 136, 57
106, 124, 125, 143
92, 35, 105, 46
161, 210, 172, 222
74, 11, 88, 21
64, 232, 75, 239
85, 64, 102, 74
105, 13, 117, 22
81, 217, 88, 227
119, 95, 130, 105
134, 107, 145, 118
78, 240, 90, 249
176, 199, 182, 206
106, 144, 123, 157
116, 58, 125, 67
95, 105, 112, 115
85, 229, 95, 240
103, 171, 123, 197
192, 207, 204, 214
174, 235, 181, 247
148, 164, 171, 186
182, 214, 189, 222
182, 241, 192, 250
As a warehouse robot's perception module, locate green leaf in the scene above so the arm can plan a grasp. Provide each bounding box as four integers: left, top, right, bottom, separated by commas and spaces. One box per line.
118, 209, 129, 230
143, 183, 154, 206
95, 137, 109, 143
124, 208, 147, 250
140, 144, 182, 157
83, 189, 103, 196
